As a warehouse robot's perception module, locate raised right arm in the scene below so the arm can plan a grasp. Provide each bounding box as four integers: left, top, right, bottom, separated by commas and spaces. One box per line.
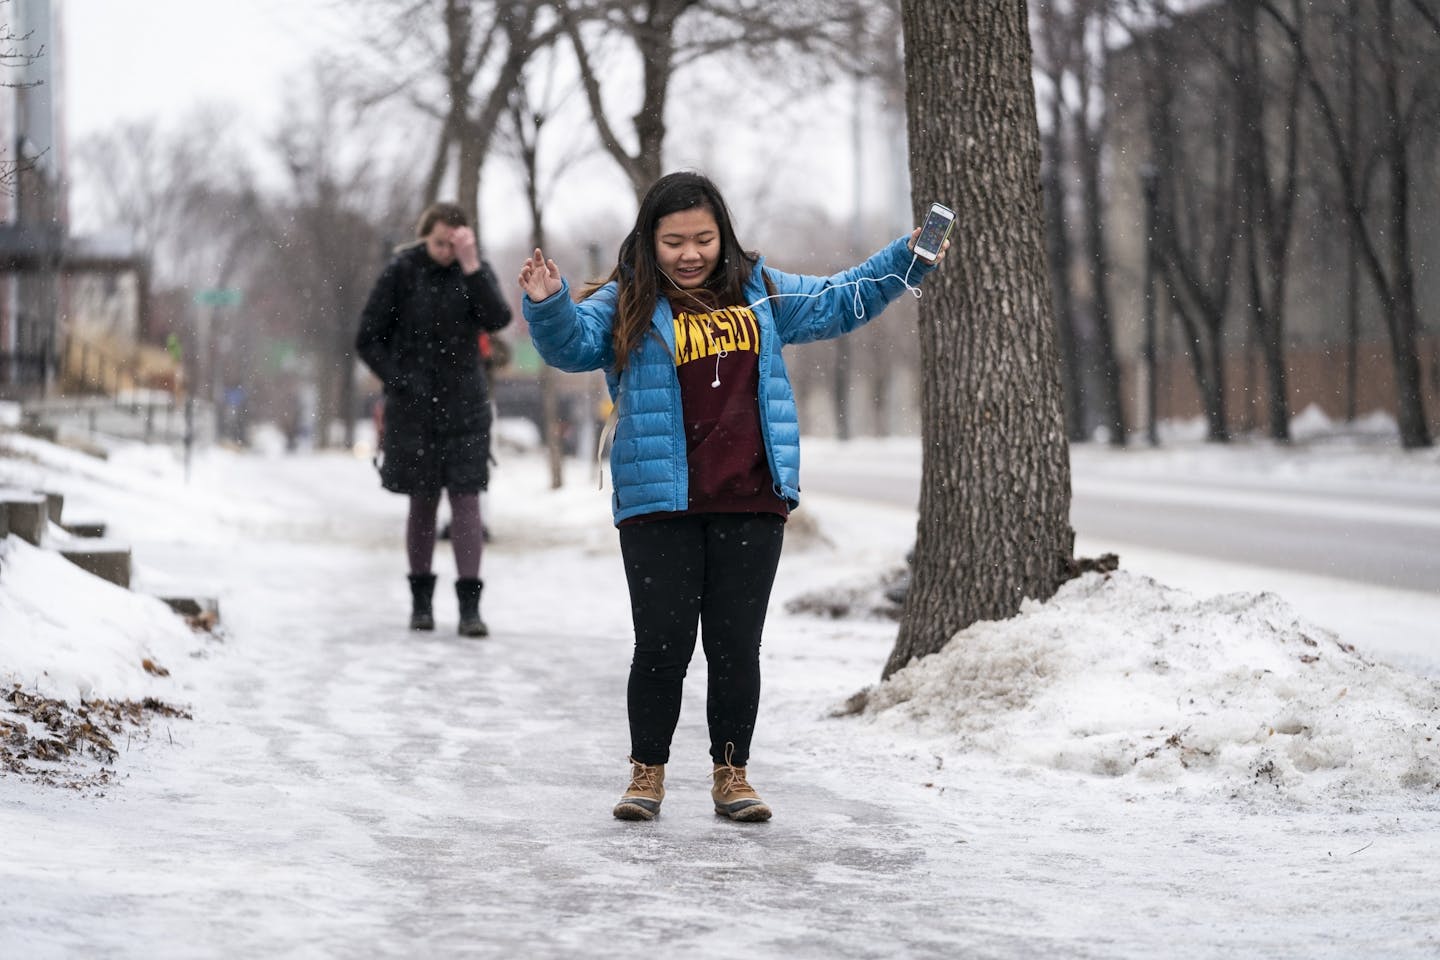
522, 278, 618, 374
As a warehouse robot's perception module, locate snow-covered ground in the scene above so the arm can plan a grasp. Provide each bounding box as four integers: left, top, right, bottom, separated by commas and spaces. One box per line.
1, 425, 1438, 959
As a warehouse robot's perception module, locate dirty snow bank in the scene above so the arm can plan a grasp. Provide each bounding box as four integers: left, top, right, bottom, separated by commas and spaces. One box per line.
862, 571, 1440, 801
0, 536, 200, 703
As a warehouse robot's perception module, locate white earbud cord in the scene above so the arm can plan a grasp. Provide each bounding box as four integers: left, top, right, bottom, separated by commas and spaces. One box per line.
745, 253, 925, 319
663, 253, 926, 389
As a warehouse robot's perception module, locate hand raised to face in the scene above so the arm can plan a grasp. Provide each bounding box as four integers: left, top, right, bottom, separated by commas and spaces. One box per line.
518, 248, 563, 302
450, 226, 480, 272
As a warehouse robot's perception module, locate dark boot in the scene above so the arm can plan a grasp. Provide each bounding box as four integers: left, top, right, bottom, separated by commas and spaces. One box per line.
456, 577, 487, 637
407, 573, 436, 631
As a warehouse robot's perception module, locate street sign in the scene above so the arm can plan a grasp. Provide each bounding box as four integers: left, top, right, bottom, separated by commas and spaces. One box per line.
194, 288, 243, 308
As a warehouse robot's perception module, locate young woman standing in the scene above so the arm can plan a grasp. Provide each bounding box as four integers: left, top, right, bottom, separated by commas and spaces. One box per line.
518, 172, 947, 821
357, 202, 511, 637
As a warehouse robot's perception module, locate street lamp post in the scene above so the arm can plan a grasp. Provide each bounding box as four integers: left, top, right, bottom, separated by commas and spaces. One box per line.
1140, 164, 1161, 447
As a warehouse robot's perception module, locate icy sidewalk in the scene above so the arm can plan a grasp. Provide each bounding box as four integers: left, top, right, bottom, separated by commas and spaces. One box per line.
2, 446, 1439, 959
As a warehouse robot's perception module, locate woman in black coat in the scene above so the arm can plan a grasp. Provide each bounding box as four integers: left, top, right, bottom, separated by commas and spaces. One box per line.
356, 202, 512, 636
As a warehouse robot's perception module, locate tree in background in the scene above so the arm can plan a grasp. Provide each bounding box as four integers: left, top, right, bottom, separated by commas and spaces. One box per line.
1070, 0, 1128, 446
1033, 0, 1089, 442
356, 0, 557, 231
0, 11, 43, 194
73, 112, 269, 419
72, 112, 249, 287
1234, 0, 1304, 443
559, 0, 858, 202
1260, 0, 1436, 449
885, 0, 1074, 679
499, 39, 593, 489
1124, 2, 1240, 444
265, 62, 420, 449
1034, 0, 1131, 446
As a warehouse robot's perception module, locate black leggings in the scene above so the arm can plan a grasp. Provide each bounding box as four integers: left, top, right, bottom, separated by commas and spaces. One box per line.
617, 512, 785, 767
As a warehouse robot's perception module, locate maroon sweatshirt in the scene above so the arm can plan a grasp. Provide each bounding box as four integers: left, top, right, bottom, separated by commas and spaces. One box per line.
622, 297, 788, 525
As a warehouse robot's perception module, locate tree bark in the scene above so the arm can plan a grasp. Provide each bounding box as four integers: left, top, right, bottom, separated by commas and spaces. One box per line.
1035, 4, 1087, 442
886, 0, 1074, 680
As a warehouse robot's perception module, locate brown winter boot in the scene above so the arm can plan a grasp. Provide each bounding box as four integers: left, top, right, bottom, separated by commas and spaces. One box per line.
612, 758, 665, 821
712, 744, 772, 822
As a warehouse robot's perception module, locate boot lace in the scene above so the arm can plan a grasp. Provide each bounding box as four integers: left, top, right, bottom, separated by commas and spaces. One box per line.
628, 759, 660, 793
716, 742, 750, 795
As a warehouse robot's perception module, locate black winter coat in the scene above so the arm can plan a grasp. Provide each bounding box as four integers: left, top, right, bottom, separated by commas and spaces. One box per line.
356, 243, 512, 494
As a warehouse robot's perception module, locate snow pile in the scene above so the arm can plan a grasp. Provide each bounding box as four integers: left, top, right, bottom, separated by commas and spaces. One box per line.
0, 535, 200, 703
865, 571, 1440, 800
1289, 403, 1400, 443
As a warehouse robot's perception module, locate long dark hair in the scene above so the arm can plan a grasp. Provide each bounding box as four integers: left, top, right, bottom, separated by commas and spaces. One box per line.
588, 171, 757, 373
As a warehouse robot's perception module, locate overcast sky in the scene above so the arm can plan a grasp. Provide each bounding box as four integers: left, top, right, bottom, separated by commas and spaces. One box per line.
63, 0, 346, 140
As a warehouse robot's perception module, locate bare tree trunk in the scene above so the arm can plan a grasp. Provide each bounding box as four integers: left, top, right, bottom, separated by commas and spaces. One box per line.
1378, 0, 1433, 448
886, 0, 1074, 680
561, 0, 857, 204
510, 92, 564, 488
1235, 0, 1299, 442
562, 3, 677, 201
1259, 0, 1433, 447
1345, 0, 1360, 423
1075, 4, 1126, 446
1035, 4, 1087, 442
1139, 22, 1235, 443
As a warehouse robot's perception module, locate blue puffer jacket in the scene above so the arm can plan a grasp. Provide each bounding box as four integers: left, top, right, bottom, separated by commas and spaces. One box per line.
523, 235, 935, 524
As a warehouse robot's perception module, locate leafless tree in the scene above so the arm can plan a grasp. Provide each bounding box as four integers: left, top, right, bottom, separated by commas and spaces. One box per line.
1260, 0, 1436, 448
558, 0, 860, 202
0, 5, 43, 193
1121, 0, 1240, 442
265, 62, 420, 449
1033, 0, 1131, 445
1033, 0, 1089, 441
72, 113, 245, 286
886, 0, 1074, 679
499, 43, 592, 488
1233, 0, 1304, 443
354, 1, 560, 234
1071, 0, 1129, 446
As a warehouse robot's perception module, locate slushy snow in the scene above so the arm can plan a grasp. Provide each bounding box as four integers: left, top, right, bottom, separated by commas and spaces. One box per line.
4, 423, 1440, 958
863, 570, 1440, 801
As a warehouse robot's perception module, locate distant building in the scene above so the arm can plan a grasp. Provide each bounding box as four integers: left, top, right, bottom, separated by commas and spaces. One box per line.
0, 0, 66, 396
0, 0, 152, 401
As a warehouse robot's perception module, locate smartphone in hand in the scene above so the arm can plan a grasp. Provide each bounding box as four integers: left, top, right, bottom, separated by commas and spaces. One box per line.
913, 202, 956, 263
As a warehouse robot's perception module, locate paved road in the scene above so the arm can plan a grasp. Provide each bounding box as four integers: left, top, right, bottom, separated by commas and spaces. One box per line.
801, 453, 1440, 593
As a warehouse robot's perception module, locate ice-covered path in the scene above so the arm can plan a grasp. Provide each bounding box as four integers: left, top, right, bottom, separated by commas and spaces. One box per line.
4, 449, 1439, 959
